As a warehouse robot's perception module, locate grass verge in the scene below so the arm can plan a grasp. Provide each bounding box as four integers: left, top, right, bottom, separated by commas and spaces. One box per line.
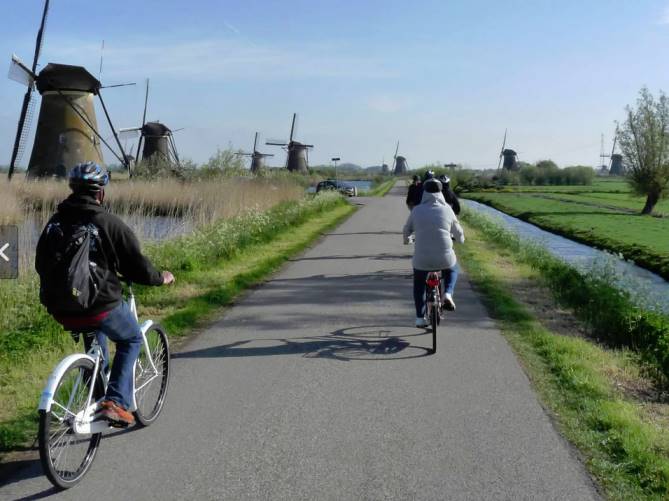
364, 179, 396, 197
459, 216, 669, 500
0, 194, 355, 456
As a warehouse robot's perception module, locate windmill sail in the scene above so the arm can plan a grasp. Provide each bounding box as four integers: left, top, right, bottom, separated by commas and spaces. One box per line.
7, 0, 50, 180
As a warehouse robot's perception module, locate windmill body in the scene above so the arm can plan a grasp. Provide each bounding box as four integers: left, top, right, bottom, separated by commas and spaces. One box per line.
141, 121, 173, 163
610, 154, 625, 176
393, 155, 408, 175
28, 63, 105, 178
237, 132, 274, 173
266, 114, 313, 174
502, 149, 518, 170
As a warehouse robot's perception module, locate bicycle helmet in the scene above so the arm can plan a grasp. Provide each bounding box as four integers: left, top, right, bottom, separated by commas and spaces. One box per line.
68, 162, 109, 193
424, 170, 435, 180
439, 174, 451, 185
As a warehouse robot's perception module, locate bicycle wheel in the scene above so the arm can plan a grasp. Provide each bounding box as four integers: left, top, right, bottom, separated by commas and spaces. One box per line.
431, 297, 438, 353
39, 358, 104, 489
134, 324, 170, 426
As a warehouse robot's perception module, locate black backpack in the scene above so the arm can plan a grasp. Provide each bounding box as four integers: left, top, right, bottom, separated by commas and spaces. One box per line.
38, 218, 105, 314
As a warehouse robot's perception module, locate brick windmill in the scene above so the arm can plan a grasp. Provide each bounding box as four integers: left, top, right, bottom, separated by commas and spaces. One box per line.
497, 129, 518, 171
266, 113, 313, 174
7, 0, 129, 179
236, 132, 274, 173
392, 141, 408, 175
118, 80, 182, 171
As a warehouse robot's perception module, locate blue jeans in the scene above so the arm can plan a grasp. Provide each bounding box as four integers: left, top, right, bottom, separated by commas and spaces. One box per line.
413, 264, 459, 318
86, 302, 142, 410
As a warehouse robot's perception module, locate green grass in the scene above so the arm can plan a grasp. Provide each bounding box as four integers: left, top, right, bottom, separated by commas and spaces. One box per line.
462, 191, 669, 279
459, 220, 669, 500
0, 194, 356, 454
362, 179, 395, 197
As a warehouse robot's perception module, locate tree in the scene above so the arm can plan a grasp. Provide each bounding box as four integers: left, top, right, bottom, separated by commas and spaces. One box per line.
618, 87, 669, 215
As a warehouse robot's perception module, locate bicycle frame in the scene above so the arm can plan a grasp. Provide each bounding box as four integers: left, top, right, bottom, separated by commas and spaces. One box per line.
39, 286, 158, 432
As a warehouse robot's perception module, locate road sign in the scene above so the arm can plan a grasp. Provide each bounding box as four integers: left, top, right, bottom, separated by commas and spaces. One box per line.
0, 225, 18, 279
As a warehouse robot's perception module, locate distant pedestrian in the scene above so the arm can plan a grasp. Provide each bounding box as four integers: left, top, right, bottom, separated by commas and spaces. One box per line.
406, 175, 422, 210
439, 175, 461, 215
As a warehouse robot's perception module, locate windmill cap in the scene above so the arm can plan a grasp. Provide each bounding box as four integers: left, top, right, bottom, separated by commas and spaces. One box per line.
143, 122, 172, 136
36, 63, 101, 94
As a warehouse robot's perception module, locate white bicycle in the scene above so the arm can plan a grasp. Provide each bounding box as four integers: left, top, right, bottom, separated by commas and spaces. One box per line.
37, 284, 170, 489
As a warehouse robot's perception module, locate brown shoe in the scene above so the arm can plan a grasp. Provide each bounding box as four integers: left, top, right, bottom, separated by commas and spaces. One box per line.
97, 400, 135, 427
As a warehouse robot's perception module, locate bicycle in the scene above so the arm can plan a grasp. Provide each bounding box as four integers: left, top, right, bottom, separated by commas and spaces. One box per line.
37, 284, 170, 489
424, 271, 443, 353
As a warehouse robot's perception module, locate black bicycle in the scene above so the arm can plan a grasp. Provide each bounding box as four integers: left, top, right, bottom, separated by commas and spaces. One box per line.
424, 271, 443, 353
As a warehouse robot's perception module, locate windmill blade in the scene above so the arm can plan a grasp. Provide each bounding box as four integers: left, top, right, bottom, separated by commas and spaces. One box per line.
394, 140, 399, 159
118, 127, 142, 141
266, 139, 288, 146
235, 151, 253, 157
497, 128, 507, 170
136, 78, 150, 163
609, 127, 619, 169
253, 132, 258, 152
259, 153, 275, 158
8, 55, 37, 86
289, 113, 297, 142
31, 0, 50, 74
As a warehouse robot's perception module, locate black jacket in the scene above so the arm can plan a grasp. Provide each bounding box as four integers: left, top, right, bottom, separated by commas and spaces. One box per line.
406, 182, 422, 207
441, 187, 461, 215
36, 193, 163, 316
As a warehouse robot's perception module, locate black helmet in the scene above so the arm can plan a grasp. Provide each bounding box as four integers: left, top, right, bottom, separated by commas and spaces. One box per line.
439, 174, 450, 185
68, 162, 109, 193
424, 179, 442, 193
424, 170, 435, 180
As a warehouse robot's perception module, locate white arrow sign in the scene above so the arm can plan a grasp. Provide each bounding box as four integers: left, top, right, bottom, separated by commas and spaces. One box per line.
0, 243, 9, 262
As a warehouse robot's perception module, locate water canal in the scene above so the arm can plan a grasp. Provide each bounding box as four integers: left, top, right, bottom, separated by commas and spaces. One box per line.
463, 199, 669, 315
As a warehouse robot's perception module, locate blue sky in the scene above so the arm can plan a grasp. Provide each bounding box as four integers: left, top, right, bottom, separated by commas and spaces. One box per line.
2, 0, 669, 169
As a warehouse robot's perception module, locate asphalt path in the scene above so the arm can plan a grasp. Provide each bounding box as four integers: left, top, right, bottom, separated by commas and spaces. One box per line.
1, 185, 599, 500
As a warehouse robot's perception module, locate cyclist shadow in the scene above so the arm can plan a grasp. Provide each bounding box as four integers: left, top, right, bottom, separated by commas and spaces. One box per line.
173, 325, 432, 362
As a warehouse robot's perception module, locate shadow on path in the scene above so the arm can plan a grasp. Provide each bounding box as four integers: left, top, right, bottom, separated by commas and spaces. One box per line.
173, 325, 432, 362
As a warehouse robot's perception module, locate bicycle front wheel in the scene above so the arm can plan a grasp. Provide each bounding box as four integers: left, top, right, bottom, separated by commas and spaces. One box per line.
39, 358, 104, 489
134, 324, 170, 426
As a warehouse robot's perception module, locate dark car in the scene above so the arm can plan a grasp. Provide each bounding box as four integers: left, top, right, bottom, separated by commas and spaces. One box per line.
316, 179, 357, 197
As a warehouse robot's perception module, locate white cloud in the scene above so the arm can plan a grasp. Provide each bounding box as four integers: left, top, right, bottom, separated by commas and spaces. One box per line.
367, 94, 413, 113
42, 36, 393, 81
659, 5, 669, 24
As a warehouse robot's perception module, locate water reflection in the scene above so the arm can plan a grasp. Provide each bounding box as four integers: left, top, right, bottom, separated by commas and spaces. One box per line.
463, 199, 669, 314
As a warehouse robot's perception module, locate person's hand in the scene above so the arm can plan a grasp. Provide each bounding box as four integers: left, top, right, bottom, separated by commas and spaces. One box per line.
162, 271, 175, 285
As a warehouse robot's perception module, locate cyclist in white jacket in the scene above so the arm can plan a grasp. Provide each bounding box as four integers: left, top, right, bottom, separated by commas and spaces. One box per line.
403, 179, 465, 327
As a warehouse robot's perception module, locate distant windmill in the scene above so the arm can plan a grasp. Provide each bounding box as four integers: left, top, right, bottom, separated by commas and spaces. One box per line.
381, 156, 389, 174
7, 0, 128, 179
118, 79, 182, 171
236, 132, 274, 173
391, 141, 408, 175
497, 129, 518, 171
605, 128, 624, 176
266, 113, 313, 174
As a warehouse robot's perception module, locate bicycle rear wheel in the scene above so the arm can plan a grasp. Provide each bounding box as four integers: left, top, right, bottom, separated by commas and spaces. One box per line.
134, 324, 170, 426
431, 300, 438, 353
39, 358, 104, 489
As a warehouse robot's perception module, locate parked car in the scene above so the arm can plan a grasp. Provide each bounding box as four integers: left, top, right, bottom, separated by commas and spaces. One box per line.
316, 179, 357, 197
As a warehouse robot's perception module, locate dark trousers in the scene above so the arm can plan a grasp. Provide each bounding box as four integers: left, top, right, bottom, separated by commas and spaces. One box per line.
413, 264, 459, 317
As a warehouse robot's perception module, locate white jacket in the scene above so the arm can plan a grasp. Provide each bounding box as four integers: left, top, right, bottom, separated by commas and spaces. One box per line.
403, 191, 465, 271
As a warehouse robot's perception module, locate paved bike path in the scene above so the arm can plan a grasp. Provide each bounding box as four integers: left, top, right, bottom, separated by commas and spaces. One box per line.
1, 185, 599, 500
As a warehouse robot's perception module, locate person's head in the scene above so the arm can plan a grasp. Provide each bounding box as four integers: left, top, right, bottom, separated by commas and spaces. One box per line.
412, 174, 419, 184
424, 170, 435, 181
68, 162, 109, 203
439, 174, 450, 187
423, 178, 442, 193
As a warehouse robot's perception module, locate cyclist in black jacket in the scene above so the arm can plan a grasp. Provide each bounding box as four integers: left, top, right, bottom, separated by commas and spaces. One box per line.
439, 175, 461, 215
36, 162, 175, 427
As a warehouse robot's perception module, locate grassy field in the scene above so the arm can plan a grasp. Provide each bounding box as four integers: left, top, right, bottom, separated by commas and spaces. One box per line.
459, 211, 669, 500
0, 187, 354, 455
463, 180, 669, 280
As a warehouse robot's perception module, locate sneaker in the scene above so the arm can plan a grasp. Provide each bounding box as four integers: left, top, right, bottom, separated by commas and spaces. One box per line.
415, 317, 428, 328
96, 400, 135, 427
443, 293, 456, 311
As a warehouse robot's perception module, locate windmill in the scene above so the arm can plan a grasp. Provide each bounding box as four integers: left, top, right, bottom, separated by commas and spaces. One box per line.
7, 1, 128, 179
236, 132, 274, 173
497, 129, 518, 171
117, 80, 182, 173
391, 141, 408, 175
608, 128, 624, 176
266, 113, 313, 174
